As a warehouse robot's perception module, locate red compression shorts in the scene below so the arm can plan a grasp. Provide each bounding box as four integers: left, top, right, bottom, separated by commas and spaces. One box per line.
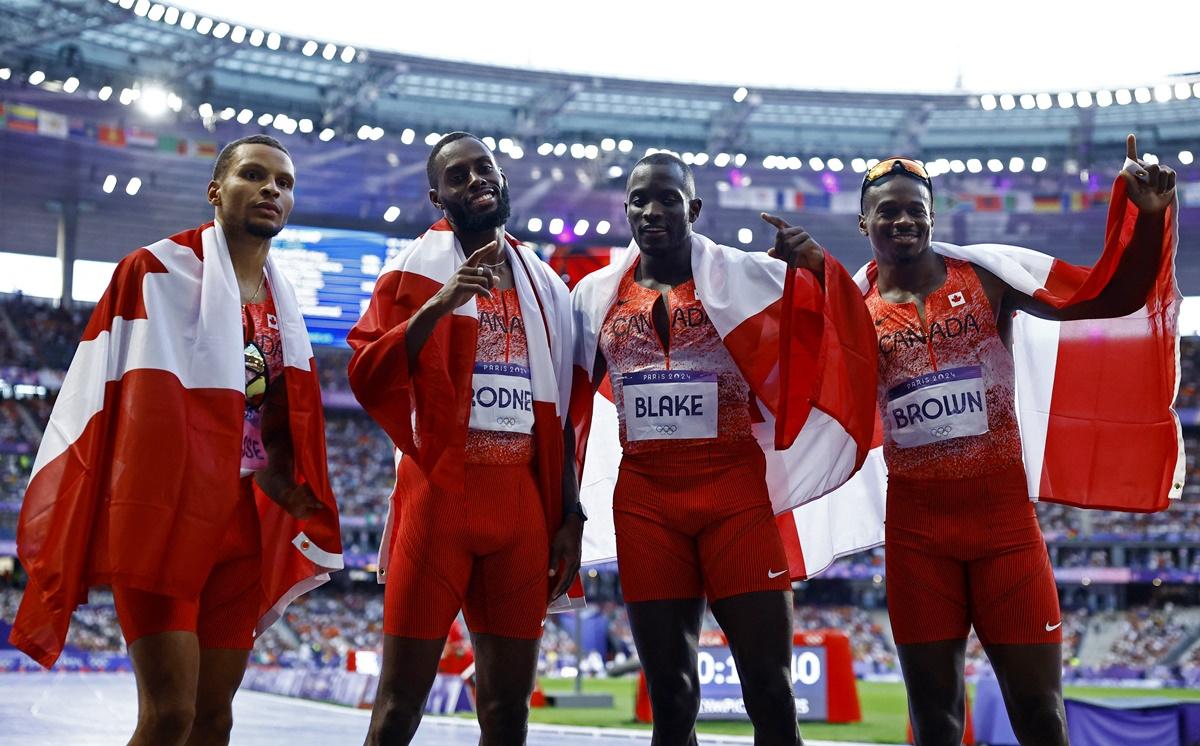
885, 462, 1062, 646
383, 460, 549, 640
613, 444, 791, 603
113, 478, 262, 649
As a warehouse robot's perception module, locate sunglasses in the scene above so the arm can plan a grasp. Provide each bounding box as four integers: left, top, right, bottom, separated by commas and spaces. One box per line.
863, 157, 932, 186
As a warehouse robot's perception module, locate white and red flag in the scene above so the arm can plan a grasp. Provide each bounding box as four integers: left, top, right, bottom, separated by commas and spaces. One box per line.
847, 166, 1183, 512
570, 233, 881, 580
347, 220, 579, 600
11, 222, 343, 668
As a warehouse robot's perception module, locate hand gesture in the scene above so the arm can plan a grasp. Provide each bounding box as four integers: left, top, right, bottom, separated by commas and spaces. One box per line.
256, 473, 324, 520
431, 239, 504, 314
547, 513, 584, 602
1121, 134, 1176, 216
761, 213, 825, 278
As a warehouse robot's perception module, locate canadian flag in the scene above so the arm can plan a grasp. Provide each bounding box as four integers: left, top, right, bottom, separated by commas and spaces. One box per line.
570, 233, 882, 580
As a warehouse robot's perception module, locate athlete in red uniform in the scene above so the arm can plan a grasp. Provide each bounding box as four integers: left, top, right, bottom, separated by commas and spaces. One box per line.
581, 153, 825, 746
351, 133, 582, 746
853, 137, 1174, 746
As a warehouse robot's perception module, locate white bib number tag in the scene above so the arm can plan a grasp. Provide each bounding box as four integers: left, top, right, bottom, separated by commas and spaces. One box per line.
887, 365, 989, 448
622, 370, 717, 441
470, 362, 535, 434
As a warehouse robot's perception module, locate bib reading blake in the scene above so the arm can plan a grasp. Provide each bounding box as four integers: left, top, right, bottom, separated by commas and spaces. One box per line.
887, 365, 989, 448
470, 361, 535, 433
622, 370, 718, 441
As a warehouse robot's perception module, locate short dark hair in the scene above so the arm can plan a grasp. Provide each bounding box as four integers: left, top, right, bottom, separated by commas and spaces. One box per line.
426, 131, 480, 189
860, 173, 933, 214
212, 135, 290, 181
631, 152, 696, 198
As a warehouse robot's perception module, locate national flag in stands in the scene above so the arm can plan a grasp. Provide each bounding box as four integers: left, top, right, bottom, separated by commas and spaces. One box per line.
975, 195, 1003, 212
157, 135, 188, 155
68, 117, 94, 139
191, 140, 219, 158
804, 193, 831, 210
125, 126, 158, 148
98, 125, 126, 147
36, 110, 68, 139
1065, 192, 1090, 212
9, 222, 343, 668
570, 233, 881, 580
6, 104, 37, 134
1033, 195, 1063, 213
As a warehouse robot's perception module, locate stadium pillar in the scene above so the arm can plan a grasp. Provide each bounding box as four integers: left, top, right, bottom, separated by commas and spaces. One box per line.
56, 201, 78, 309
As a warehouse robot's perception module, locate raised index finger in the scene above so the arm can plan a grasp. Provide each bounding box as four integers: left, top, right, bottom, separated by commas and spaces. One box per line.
1126, 133, 1138, 162
760, 212, 791, 230
463, 241, 498, 267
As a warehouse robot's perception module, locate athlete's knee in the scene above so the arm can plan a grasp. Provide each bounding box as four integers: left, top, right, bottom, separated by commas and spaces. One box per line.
1007, 692, 1067, 745
740, 667, 799, 743
909, 706, 964, 746
189, 702, 234, 745
645, 670, 700, 731
476, 695, 531, 746
365, 696, 424, 745
134, 700, 196, 745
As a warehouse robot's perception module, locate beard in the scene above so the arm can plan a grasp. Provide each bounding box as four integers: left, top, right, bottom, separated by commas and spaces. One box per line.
244, 216, 285, 240
444, 183, 512, 233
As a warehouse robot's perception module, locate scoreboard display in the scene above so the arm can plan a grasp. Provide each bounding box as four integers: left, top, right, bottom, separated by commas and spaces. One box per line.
696, 645, 828, 721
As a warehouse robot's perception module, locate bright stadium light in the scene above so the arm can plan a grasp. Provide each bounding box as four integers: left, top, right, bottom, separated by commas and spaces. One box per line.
370, 126, 384, 140
63, 76, 79, 93
1009, 157, 1025, 172
865, 158, 879, 168
401, 128, 415, 145
125, 177, 142, 196
596, 220, 611, 235
497, 138, 513, 153
1179, 150, 1194, 165
258, 113, 274, 126
180, 11, 196, 29
229, 25, 247, 43
102, 174, 117, 194
987, 158, 1003, 173
607, 165, 624, 178
618, 139, 633, 153
553, 143, 567, 156
693, 153, 709, 166
1019, 94, 1035, 109
1154, 84, 1172, 103
133, 0, 150, 16
1134, 87, 1151, 103
1075, 91, 1093, 108
851, 157, 867, 173
1031, 156, 1047, 172
138, 85, 168, 116
28, 70, 45, 85
787, 156, 803, 170
734, 153, 747, 167
527, 217, 543, 232
1035, 93, 1052, 109
298, 118, 313, 134
163, 6, 178, 24
237, 108, 253, 124
119, 0, 134, 7
1115, 89, 1132, 105
548, 218, 564, 234
341, 46, 357, 63
196, 17, 213, 34
302, 40, 318, 56
323, 43, 337, 61
966, 158, 983, 173
537, 143, 553, 156
738, 228, 753, 244
714, 153, 730, 167
949, 159, 965, 173
681, 152, 695, 165
808, 157, 825, 171
570, 143, 585, 159
319, 128, 335, 141
733, 87, 748, 103
762, 156, 776, 169
585, 144, 599, 159
266, 32, 281, 50
1194, 82, 1200, 99
0, 68, 11, 81
425, 132, 440, 145
999, 94, 1016, 110
212, 22, 230, 39
249, 29, 264, 46
574, 219, 589, 236
383, 206, 400, 222
1095, 90, 1113, 107
1057, 91, 1074, 108
220, 107, 235, 120
827, 157, 844, 172
482, 136, 497, 150
601, 138, 616, 152
148, 4, 165, 22
980, 94, 997, 110
1175, 82, 1192, 100
97, 85, 112, 100
197, 102, 213, 118
1143, 152, 1159, 165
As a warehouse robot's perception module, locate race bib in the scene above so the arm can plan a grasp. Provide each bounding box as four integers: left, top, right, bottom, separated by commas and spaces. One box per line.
241, 409, 267, 473
886, 366, 989, 448
622, 370, 717, 441
470, 362, 535, 433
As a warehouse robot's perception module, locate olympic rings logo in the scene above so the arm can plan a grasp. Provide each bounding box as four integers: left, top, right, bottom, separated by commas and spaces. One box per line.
497, 417, 518, 427
931, 425, 954, 438
653, 424, 679, 434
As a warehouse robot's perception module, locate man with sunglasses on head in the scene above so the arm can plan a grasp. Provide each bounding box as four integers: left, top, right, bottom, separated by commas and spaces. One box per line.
10, 134, 342, 746
837, 136, 1178, 746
